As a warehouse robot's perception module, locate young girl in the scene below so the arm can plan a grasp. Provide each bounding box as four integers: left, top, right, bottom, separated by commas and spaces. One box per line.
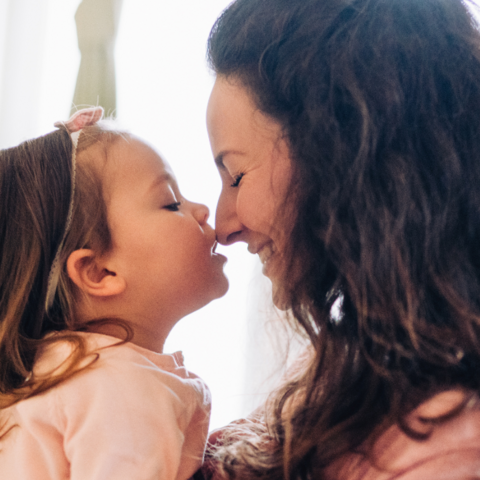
0, 107, 228, 480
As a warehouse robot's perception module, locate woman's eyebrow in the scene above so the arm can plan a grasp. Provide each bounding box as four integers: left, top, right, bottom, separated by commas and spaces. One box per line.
214, 153, 225, 168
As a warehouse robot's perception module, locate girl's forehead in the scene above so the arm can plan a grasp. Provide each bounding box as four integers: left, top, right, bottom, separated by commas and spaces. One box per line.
106, 137, 177, 186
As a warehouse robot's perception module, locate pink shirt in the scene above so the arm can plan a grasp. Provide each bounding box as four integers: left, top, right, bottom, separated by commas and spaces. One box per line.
0, 332, 211, 480
325, 390, 480, 479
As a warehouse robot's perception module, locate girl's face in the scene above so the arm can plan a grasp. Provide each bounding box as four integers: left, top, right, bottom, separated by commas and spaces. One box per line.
207, 76, 292, 305
102, 137, 228, 324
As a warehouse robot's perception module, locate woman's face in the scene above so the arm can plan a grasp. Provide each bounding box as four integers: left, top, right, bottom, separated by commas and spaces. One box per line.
206, 76, 292, 304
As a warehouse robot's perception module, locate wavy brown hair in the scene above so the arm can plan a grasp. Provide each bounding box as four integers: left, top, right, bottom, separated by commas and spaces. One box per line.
207, 0, 480, 478
0, 125, 129, 409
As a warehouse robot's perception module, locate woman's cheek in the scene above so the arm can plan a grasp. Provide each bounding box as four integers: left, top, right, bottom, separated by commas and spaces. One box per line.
237, 188, 275, 235
237, 189, 258, 231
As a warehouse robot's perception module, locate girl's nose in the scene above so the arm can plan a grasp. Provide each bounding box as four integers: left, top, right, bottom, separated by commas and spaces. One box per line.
192, 202, 209, 225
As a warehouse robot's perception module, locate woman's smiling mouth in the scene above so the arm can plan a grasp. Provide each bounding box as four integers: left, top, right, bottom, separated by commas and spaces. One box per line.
257, 242, 277, 266
252, 242, 279, 277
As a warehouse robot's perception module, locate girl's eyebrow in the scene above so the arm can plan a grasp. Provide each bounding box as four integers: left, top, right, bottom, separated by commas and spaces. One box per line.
149, 172, 175, 191
148, 172, 182, 200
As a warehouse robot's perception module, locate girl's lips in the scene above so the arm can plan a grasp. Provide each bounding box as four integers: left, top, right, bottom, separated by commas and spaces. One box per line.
211, 240, 218, 254
211, 241, 228, 262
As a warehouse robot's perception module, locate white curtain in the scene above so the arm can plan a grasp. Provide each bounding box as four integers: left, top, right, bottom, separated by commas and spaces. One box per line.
0, 0, 49, 149
0, 0, 80, 149
71, 0, 123, 115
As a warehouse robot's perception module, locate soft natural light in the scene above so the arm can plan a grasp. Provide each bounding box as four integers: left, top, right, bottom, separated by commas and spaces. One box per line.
114, 0, 258, 430
0, 0, 284, 430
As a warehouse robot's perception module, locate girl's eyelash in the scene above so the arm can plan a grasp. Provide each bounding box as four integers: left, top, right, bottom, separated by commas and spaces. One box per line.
231, 173, 244, 187
164, 202, 181, 211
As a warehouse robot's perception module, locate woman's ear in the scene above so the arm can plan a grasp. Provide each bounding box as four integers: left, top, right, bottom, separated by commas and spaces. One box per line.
66, 249, 126, 297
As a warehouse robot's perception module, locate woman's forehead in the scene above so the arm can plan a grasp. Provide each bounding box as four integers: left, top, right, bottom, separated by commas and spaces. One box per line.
208, 77, 256, 122
207, 77, 283, 149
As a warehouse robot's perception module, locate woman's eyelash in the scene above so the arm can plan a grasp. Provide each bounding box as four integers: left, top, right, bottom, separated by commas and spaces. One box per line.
164, 202, 181, 211
231, 173, 244, 187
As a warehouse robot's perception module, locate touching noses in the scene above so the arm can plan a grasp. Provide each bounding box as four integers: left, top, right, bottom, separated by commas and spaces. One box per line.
215, 188, 245, 245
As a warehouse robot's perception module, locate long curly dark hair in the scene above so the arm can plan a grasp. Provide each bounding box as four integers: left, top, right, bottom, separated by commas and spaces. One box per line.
207, 0, 480, 478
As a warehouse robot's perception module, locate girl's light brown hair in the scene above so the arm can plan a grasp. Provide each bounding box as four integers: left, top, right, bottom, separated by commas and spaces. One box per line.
0, 125, 129, 408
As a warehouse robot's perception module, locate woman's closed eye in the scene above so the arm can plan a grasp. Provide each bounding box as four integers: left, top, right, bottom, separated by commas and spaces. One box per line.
231, 173, 244, 187
163, 201, 182, 212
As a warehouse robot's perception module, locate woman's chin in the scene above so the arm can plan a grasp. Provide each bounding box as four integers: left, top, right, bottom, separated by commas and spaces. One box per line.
263, 260, 290, 310
271, 280, 290, 311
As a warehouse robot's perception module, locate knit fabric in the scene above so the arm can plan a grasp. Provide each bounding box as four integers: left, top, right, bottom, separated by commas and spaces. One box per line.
0, 332, 211, 480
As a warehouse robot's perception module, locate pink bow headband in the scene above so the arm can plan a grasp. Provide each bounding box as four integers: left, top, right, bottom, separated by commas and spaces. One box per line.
53, 106, 104, 136
45, 107, 104, 311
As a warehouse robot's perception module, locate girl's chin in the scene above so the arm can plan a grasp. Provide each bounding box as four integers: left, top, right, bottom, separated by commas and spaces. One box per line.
208, 256, 230, 299
184, 272, 229, 316
206, 271, 230, 303
215, 275, 230, 299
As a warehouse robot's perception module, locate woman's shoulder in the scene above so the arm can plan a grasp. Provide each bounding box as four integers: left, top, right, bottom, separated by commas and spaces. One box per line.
325, 390, 480, 480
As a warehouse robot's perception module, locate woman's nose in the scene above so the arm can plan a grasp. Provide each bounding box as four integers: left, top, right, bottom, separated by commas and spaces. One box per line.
215, 189, 244, 245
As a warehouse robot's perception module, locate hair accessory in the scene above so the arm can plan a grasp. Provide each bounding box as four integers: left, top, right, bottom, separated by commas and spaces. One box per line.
53, 107, 104, 134
45, 107, 104, 312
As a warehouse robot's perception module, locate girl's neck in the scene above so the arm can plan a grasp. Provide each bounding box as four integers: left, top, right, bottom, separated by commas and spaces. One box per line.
79, 318, 169, 354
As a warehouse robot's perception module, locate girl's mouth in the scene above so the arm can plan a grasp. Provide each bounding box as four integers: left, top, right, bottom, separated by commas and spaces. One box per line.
211, 241, 218, 254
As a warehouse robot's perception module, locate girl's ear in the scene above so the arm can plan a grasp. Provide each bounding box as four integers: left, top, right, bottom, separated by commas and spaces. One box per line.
66, 249, 126, 297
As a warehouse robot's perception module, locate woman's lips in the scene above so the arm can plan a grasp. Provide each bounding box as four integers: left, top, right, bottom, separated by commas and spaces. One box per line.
257, 242, 277, 268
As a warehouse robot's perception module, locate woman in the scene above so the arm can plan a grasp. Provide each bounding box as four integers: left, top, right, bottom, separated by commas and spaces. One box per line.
204, 0, 480, 478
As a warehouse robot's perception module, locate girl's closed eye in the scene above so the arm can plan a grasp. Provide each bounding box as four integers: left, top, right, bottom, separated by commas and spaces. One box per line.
231, 173, 244, 188
164, 201, 182, 212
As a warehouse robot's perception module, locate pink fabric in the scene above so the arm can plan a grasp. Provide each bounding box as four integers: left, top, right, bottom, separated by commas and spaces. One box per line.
325, 391, 480, 480
54, 106, 104, 133
0, 332, 211, 480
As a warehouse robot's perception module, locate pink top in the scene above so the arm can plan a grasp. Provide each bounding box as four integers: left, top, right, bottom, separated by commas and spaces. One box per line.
325, 390, 480, 479
0, 332, 211, 480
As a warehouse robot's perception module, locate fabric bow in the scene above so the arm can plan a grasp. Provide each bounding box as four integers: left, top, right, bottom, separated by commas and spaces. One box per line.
54, 106, 104, 133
